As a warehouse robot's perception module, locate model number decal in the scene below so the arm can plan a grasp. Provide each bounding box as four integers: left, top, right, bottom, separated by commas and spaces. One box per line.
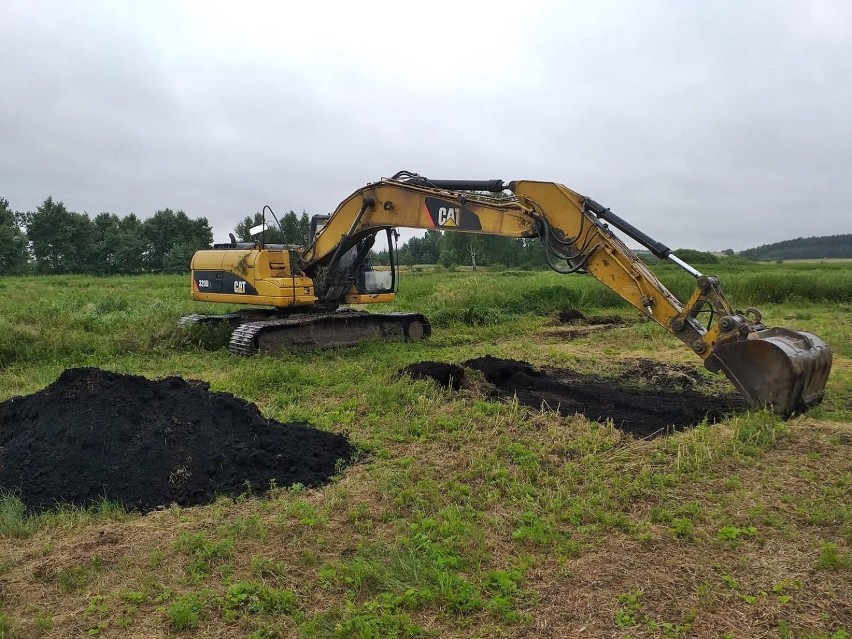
198, 279, 210, 288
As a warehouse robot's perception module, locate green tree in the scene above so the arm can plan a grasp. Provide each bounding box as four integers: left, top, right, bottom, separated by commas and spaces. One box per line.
25, 197, 95, 273
234, 212, 287, 244
371, 248, 390, 265
91, 212, 124, 274
280, 211, 299, 243
91, 212, 149, 274
114, 214, 146, 274
163, 243, 198, 273
0, 197, 29, 273
439, 232, 488, 270
297, 211, 310, 243
235, 210, 311, 245
142, 209, 212, 271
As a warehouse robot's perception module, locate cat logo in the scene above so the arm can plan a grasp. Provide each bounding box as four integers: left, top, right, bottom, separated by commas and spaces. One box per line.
424, 197, 482, 230
233, 280, 247, 294
437, 207, 459, 227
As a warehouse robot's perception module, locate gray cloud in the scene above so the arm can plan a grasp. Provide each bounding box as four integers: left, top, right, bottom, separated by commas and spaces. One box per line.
1, 0, 850, 251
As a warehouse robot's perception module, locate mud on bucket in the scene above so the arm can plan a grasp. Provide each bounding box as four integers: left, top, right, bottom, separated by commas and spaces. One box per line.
711, 328, 832, 416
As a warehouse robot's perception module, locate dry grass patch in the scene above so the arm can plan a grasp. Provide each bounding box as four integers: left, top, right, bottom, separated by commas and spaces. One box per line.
520, 421, 852, 638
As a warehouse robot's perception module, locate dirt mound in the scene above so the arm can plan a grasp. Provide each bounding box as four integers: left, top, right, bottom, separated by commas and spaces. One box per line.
401, 356, 744, 439
620, 358, 707, 390
558, 309, 586, 323
558, 309, 626, 326
401, 362, 465, 390
0, 368, 355, 512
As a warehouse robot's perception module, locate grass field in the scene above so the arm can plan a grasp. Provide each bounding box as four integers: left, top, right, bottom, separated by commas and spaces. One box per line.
0, 262, 850, 638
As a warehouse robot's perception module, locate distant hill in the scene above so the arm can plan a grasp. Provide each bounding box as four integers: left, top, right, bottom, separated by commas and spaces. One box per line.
740, 234, 852, 261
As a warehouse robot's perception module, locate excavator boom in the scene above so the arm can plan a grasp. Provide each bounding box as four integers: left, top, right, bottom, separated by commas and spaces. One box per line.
186, 171, 832, 415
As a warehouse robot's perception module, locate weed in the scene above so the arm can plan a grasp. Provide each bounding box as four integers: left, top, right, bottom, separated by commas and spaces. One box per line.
223, 581, 298, 617
0, 494, 127, 539
301, 597, 426, 638
30, 609, 53, 632
174, 531, 234, 580
347, 503, 376, 533
501, 442, 541, 473
166, 592, 205, 630
0, 614, 16, 639
218, 514, 268, 540
771, 579, 801, 604
84, 595, 109, 618
54, 557, 104, 593
512, 512, 557, 546
613, 588, 692, 636
614, 589, 642, 627
670, 517, 694, 539
483, 569, 527, 621
816, 542, 852, 571
250, 556, 289, 582
717, 525, 758, 541
286, 500, 326, 527
83, 595, 110, 635
719, 575, 739, 593
0, 495, 29, 538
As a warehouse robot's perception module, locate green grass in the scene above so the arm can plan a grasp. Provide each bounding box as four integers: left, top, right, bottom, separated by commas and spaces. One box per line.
0, 492, 127, 538
0, 265, 849, 638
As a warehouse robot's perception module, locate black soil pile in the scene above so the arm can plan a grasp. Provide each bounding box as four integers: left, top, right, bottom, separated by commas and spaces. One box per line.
546, 309, 630, 340
401, 355, 744, 439
400, 362, 465, 390
557, 309, 626, 326
0, 368, 355, 512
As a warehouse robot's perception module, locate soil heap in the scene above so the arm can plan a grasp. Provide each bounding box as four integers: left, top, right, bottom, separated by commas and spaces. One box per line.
402, 355, 744, 438
0, 368, 355, 512
400, 361, 465, 390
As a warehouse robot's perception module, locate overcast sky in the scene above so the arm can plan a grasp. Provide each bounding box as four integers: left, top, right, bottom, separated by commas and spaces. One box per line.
2, 0, 850, 251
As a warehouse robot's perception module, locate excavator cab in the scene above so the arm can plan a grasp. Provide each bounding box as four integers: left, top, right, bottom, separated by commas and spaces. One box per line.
309, 214, 330, 245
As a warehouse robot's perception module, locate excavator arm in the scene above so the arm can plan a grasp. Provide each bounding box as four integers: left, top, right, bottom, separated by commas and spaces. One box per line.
298, 172, 832, 415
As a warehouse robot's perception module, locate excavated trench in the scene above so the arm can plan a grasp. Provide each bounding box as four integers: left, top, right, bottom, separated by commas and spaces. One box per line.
402, 355, 745, 439
0, 368, 355, 512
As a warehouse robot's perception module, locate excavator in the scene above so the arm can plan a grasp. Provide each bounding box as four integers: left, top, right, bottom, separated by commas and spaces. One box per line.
182, 171, 832, 416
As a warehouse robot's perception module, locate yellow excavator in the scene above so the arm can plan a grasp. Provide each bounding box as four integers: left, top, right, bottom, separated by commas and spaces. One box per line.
182, 171, 832, 415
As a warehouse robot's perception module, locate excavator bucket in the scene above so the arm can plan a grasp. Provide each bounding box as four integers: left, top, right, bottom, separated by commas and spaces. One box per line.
712, 328, 832, 416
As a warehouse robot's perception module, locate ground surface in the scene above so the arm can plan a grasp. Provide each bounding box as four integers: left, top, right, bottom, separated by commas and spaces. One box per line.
0, 267, 849, 638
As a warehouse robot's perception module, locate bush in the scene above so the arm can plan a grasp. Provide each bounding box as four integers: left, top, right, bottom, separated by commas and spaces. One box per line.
672, 248, 719, 265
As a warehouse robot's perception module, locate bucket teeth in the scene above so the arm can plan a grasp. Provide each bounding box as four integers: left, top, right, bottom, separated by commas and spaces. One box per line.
711, 328, 832, 416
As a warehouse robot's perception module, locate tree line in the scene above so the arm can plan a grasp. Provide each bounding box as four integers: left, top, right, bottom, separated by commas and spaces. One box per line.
1, 194, 745, 275
233, 211, 311, 246
739, 234, 852, 261
372, 230, 551, 270
1, 196, 213, 275
373, 232, 724, 270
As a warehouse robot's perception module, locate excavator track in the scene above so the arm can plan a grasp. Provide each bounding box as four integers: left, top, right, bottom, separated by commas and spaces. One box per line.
181, 310, 431, 356
229, 310, 431, 356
